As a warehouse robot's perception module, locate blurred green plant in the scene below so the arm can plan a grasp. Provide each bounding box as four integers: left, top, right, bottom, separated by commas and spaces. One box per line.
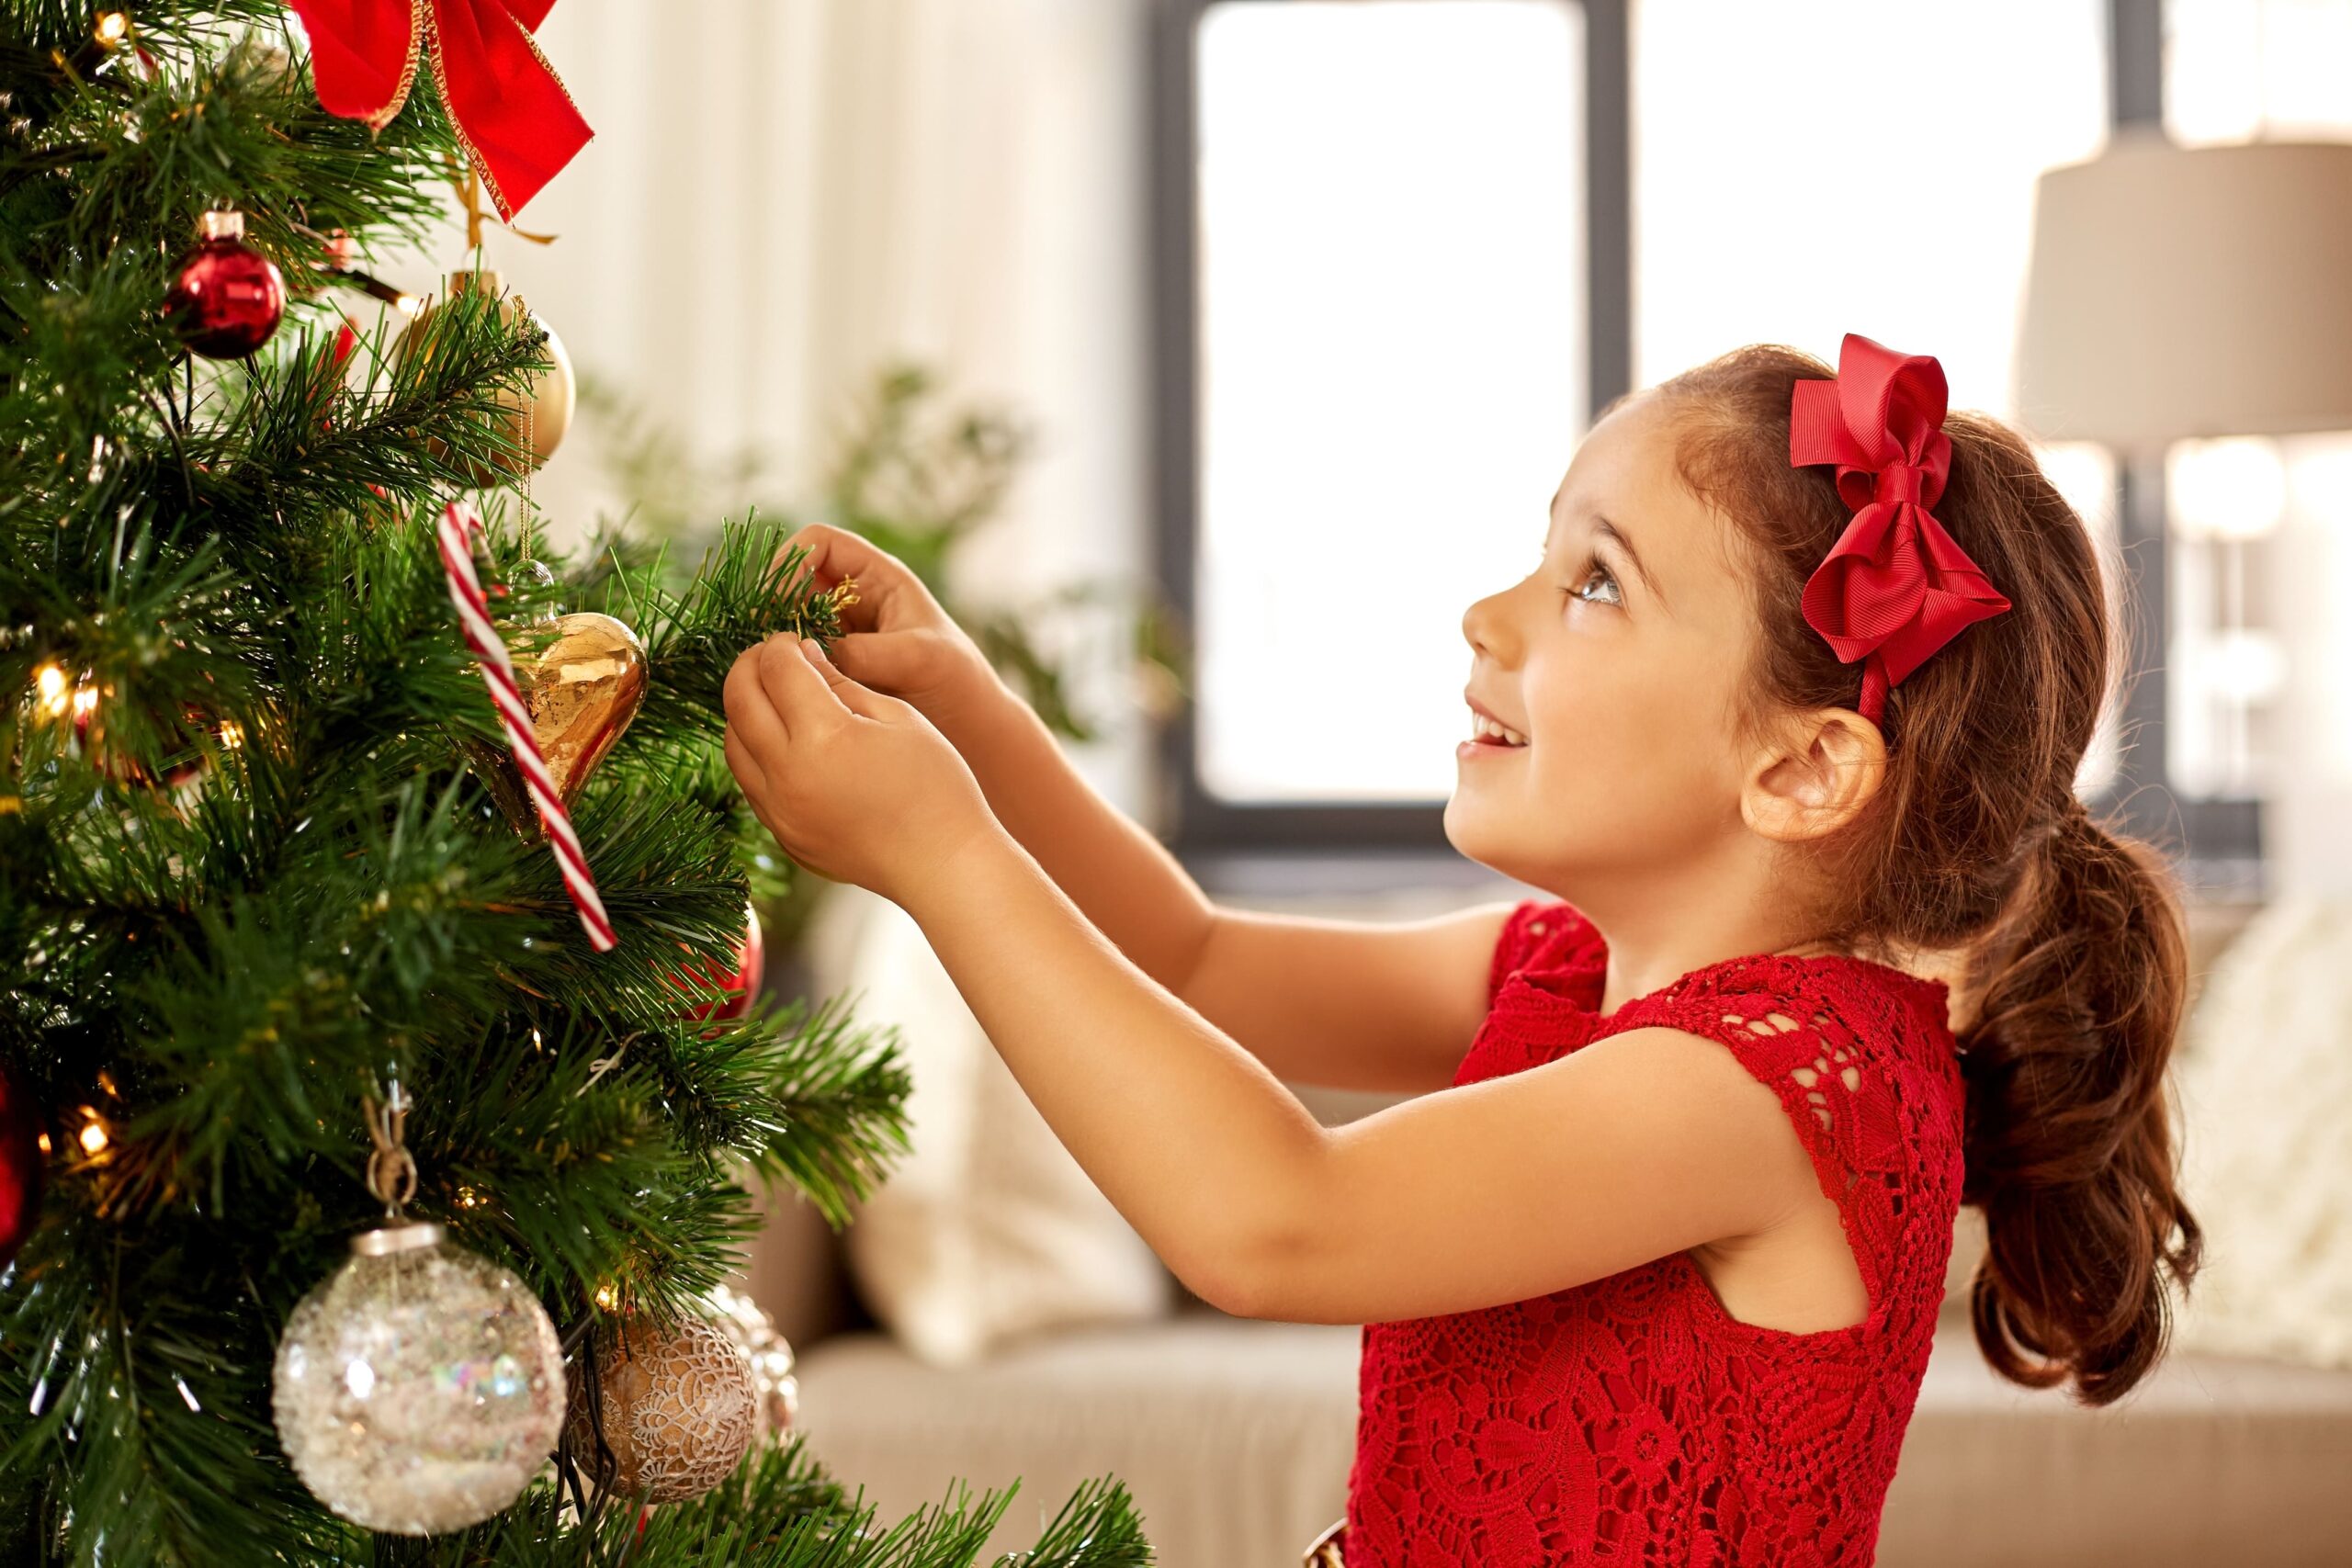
574, 362, 1191, 957
578, 363, 1191, 744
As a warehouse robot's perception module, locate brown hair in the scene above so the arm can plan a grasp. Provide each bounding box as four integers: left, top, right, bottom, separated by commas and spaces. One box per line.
1642, 342, 2202, 1407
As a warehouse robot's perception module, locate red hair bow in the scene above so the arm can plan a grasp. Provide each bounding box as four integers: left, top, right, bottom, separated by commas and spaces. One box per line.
1788, 333, 2012, 728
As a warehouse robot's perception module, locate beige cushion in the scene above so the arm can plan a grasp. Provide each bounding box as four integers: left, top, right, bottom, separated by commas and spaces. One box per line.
800, 885, 1172, 1368
791, 1306, 1358, 1568
2169, 896, 2352, 1370
1878, 1317, 2352, 1567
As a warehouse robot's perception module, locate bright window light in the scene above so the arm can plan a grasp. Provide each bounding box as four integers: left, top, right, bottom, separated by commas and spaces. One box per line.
1632, 0, 2115, 790
2165, 0, 2352, 801
2165, 0, 2352, 145
1193, 0, 1586, 803
1631, 0, 2109, 417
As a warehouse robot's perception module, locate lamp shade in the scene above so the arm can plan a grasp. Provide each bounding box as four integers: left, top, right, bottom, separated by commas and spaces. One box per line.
2015, 130, 2352, 450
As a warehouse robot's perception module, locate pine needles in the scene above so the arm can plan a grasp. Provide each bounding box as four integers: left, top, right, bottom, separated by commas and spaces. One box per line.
0, 5, 1152, 1562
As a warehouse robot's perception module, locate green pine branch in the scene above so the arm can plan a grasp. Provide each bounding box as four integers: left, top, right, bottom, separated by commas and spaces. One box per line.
0, 6, 1151, 1562
360, 1438, 1151, 1568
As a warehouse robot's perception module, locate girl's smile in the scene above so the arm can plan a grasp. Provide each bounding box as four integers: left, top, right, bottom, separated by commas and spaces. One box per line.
1461, 691, 1529, 758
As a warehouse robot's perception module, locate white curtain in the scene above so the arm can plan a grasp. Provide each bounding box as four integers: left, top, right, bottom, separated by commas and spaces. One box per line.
373, 0, 1158, 818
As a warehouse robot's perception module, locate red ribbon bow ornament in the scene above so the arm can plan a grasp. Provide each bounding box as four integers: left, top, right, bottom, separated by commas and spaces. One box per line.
1788, 333, 2012, 728
288, 0, 592, 221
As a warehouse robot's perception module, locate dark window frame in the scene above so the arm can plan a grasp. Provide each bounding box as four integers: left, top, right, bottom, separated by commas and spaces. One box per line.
1148, 0, 2258, 895
2097, 0, 2263, 894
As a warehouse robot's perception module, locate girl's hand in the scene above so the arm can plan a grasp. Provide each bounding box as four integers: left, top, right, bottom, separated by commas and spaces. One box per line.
723, 633, 999, 905
778, 524, 1009, 746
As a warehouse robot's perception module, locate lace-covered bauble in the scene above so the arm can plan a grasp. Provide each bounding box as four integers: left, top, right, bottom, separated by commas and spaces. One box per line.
271, 1223, 566, 1534
565, 1311, 759, 1501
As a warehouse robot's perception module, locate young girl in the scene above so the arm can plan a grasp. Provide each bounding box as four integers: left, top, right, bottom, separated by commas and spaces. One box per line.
719, 333, 2205, 1567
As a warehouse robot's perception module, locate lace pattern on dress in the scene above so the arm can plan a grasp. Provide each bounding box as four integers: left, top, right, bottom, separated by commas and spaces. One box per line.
1342, 899, 1963, 1568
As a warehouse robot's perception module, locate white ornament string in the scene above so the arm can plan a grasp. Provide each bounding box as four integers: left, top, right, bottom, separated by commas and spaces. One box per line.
436, 498, 616, 952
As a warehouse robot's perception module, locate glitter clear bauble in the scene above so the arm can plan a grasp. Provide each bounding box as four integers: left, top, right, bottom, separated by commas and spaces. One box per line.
704, 1283, 798, 1441
272, 1223, 566, 1534
564, 1310, 758, 1502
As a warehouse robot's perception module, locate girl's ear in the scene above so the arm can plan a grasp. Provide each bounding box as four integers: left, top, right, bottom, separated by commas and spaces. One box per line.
1739, 707, 1887, 844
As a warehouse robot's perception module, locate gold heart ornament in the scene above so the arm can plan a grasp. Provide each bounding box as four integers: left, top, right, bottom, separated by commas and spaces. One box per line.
470, 611, 648, 832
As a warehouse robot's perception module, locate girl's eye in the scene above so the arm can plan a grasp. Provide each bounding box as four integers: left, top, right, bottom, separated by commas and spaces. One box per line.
1563, 559, 1623, 608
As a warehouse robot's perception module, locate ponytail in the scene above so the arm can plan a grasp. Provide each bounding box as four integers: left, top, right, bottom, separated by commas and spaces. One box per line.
1955, 801, 2205, 1406
1656, 342, 2208, 1401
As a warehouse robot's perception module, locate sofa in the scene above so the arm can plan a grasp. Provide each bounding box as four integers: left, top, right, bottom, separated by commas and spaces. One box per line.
734, 881, 2352, 1567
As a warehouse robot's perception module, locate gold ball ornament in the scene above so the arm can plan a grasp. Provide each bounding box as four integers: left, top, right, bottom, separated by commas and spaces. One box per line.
394, 269, 573, 486
703, 1284, 799, 1442
564, 1311, 760, 1503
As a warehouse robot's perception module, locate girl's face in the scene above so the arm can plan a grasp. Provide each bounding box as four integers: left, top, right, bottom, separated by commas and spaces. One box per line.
1447, 390, 1769, 895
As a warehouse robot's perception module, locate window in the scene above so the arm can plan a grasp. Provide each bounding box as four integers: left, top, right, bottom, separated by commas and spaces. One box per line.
1153, 0, 2246, 877
1629, 0, 2120, 797
2162, 0, 2352, 844
2165, 0, 2352, 144
1154, 0, 1621, 858
1192, 0, 1588, 807
1634, 3, 2110, 412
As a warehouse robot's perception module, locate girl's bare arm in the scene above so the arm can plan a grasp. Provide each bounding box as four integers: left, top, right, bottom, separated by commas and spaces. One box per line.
896, 821, 1809, 1323
945, 691, 1512, 1094
781, 521, 1508, 1093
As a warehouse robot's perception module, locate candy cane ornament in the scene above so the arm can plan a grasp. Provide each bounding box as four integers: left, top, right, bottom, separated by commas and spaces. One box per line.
438, 499, 617, 952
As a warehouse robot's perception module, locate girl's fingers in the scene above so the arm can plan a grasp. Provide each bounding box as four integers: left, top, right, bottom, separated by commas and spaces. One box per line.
785, 523, 921, 634
831, 629, 938, 695
797, 639, 891, 722
724, 646, 797, 757
753, 634, 847, 734
722, 725, 766, 798
783, 525, 877, 626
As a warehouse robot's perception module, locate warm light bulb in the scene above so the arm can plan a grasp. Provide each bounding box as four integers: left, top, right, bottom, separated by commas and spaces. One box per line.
70, 685, 98, 717
94, 12, 129, 45
593, 1283, 617, 1311
217, 720, 245, 750
76, 1114, 109, 1156
32, 663, 67, 717
393, 292, 422, 316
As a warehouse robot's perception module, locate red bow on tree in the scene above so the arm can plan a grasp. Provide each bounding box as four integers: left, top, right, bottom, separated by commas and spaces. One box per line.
1788, 333, 2012, 728
288, 0, 592, 221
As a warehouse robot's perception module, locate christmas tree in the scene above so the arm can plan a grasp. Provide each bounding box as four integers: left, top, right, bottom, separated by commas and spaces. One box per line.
0, 5, 1151, 1563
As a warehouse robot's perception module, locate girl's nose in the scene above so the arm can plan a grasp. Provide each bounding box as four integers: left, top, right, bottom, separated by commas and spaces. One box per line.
1463, 586, 1518, 668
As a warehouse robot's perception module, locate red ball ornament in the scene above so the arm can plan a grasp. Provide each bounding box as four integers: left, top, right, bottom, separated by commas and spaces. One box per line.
0, 1058, 45, 1274
671, 903, 765, 1022
164, 209, 286, 360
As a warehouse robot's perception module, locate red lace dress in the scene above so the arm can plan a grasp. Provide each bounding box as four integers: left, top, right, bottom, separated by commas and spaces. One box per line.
1340, 899, 1965, 1568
